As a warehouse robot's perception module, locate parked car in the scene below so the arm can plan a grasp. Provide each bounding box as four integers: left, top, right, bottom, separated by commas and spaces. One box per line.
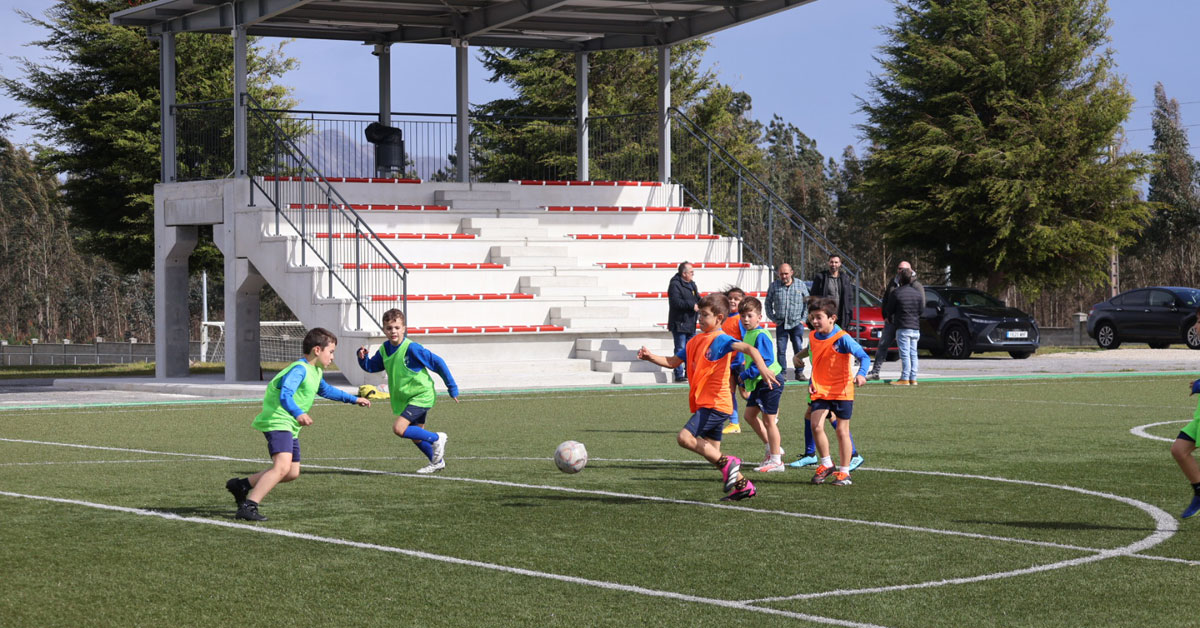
1086, 286, 1200, 350
918, 286, 1040, 359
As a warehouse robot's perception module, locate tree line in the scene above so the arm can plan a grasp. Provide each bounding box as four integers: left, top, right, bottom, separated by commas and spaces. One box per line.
1, 0, 1197, 345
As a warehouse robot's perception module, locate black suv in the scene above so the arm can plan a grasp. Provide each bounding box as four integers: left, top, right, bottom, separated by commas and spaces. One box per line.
1086, 286, 1200, 350
918, 286, 1040, 359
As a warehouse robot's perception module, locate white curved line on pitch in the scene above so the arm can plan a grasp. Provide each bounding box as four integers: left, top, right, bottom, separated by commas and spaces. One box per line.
1130, 420, 1186, 443
0, 490, 887, 628
742, 467, 1176, 604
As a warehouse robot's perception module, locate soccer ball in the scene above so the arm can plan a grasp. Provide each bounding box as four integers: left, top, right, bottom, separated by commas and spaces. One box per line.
554, 440, 588, 474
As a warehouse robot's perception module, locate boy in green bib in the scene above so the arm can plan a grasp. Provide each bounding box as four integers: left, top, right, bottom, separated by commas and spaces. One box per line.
226, 328, 371, 521
735, 297, 787, 472
357, 309, 459, 474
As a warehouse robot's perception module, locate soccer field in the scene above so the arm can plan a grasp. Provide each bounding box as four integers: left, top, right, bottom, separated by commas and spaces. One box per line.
2, 375, 1198, 627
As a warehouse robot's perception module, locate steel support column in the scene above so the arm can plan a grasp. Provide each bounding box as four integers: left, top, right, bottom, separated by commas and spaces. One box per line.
456, 44, 470, 183
657, 46, 671, 184
576, 51, 589, 181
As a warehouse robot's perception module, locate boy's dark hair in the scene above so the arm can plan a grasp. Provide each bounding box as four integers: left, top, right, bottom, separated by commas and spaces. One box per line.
898, 268, 913, 285
302, 327, 338, 354
738, 296, 763, 315
809, 296, 838, 319
698, 292, 730, 318
382, 308, 406, 325
724, 285, 745, 299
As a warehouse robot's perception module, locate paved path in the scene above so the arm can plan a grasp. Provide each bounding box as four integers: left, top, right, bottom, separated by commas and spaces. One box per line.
1, 347, 1198, 408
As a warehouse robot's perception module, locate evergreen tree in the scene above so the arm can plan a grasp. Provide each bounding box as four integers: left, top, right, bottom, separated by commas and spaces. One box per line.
1144, 82, 1200, 247
763, 115, 833, 229
860, 0, 1149, 294
0, 0, 295, 273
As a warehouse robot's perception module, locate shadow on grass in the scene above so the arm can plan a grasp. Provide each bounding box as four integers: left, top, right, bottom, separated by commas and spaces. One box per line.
956, 519, 1156, 532
580, 429, 676, 435
153, 505, 236, 518
500, 494, 644, 507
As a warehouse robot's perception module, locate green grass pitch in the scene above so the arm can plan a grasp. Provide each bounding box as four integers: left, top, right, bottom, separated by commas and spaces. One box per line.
2, 374, 1199, 627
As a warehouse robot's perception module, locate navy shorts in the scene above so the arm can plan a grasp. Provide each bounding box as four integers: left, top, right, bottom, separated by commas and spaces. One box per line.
810, 399, 854, 420
684, 408, 731, 441
746, 383, 784, 415
263, 430, 300, 462
400, 404, 431, 425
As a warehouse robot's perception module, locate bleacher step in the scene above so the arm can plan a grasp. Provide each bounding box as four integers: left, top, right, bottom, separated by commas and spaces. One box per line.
612, 371, 676, 385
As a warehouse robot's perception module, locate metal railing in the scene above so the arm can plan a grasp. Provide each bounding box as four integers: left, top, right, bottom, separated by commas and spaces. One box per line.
174, 100, 863, 322
244, 95, 408, 332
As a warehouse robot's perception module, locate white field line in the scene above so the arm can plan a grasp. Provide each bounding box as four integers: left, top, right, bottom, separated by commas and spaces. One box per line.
742, 467, 1177, 604
1130, 420, 1187, 443
0, 490, 887, 628
0, 437, 1180, 605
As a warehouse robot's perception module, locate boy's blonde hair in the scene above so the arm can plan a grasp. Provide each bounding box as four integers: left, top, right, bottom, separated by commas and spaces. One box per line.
382, 308, 406, 325
302, 327, 338, 354
737, 296, 763, 315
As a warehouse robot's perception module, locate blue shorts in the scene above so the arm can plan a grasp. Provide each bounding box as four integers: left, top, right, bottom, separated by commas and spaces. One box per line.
684, 408, 730, 441
263, 430, 300, 461
810, 399, 854, 420
400, 404, 431, 425
746, 383, 784, 415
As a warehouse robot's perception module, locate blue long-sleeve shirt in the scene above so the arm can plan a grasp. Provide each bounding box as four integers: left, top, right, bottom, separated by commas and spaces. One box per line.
358, 340, 459, 398
278, 363, 358, 418
811, 325, 871, 378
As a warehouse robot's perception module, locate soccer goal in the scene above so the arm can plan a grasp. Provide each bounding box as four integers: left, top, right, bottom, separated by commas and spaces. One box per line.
199, 321, 309, 363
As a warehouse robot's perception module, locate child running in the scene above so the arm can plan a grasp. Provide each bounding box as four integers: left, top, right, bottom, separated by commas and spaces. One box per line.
1172, 312, 1200, 518
789, 345, 866, 472
722, 286, 747, 435
638, 292, 780, 501
806, 297, 870, 486
357, 308, 459, 474
734, 296, 786, 472
226, 327, 371, 521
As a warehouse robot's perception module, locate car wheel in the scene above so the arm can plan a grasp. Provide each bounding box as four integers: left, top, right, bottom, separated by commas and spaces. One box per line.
942, 324, 972, 359
1008, 351, 1032, 359
1187, 325, 1200, 350
1095, 322, 1120, 350
1148, 342, 1170, 349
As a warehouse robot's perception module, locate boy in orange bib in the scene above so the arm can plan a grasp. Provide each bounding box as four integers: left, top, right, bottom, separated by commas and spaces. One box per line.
639, 293, 780, 501
806, 297, 870, 487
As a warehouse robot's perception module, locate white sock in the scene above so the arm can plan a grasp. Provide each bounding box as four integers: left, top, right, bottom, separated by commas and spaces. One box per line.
838, 466, 850, 474
771, 454, 781, 464
820, 456, 833, 468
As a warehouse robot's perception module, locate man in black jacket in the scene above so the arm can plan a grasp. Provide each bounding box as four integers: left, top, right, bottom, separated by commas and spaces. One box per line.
883, 268, 924, 385
667, 262, 699, 381
867, 261, 925, 380
810, 255, 853, 325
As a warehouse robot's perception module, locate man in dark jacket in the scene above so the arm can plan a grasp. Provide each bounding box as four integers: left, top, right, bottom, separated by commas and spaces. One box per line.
810, 254, 854, 325
667, 261, 699, 381
883, 268, 924, 385
867, 261, 925, 380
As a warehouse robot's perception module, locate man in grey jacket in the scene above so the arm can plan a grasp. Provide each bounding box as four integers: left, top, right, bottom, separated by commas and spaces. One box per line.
867, 261, 925, 380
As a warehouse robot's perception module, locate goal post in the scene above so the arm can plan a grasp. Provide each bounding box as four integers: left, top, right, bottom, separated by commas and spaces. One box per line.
199, 321, 309, 363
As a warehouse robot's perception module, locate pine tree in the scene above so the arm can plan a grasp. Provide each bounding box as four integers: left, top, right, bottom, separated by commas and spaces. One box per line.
1144, 82, 1200, 246
0, 0, 295, 273
860, 0, 1149, 294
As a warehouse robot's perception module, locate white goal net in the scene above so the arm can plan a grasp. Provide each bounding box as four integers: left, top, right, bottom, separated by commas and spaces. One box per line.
199, 321, 309, 363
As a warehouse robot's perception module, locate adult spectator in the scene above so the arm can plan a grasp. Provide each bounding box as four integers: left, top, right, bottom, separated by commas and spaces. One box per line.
810, 254, 853, 325
883, 268, 924, 385
867, 261, 925, 380
765, 263, 809, 381
667, 261, 699, 382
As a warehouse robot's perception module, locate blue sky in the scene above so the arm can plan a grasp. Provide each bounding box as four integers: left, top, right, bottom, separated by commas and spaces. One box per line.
1, 0, 1197, 162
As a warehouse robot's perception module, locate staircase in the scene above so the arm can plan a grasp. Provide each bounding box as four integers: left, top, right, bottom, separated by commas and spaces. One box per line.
230, 178, 772, 391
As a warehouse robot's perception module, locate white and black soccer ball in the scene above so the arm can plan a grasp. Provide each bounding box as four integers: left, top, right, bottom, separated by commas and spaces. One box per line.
554, 440, 588, 474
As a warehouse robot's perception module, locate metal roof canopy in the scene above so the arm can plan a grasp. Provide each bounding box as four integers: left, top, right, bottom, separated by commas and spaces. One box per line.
111, 0, 815, 51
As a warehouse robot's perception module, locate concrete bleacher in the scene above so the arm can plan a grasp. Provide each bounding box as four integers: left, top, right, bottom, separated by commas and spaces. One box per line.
239, 178, 772, 391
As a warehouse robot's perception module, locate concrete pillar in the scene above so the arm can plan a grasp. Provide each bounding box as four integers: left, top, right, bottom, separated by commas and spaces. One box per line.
657, 46, 671, 184
456, 44, 470, 183
159, 31, 176, 183
377, 43, 392, 127
224, 258, 266, 381
233, 25, 248, 177
576, 52, 589, 181
154, 221, 197, 378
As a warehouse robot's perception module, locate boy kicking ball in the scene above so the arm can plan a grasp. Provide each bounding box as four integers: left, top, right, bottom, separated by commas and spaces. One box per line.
638, 293, 780, 501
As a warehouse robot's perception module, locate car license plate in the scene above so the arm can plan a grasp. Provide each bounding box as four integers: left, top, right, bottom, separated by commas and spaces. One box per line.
871, 330, 881, 338
1006, 330, 1028, 339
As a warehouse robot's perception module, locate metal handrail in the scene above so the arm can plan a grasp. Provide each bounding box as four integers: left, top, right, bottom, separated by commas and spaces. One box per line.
245, 95, 407, 332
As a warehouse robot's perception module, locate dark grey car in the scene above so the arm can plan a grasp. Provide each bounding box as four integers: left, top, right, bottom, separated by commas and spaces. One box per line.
918, 286, 1040, 359
1086, 287, 1200, 350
